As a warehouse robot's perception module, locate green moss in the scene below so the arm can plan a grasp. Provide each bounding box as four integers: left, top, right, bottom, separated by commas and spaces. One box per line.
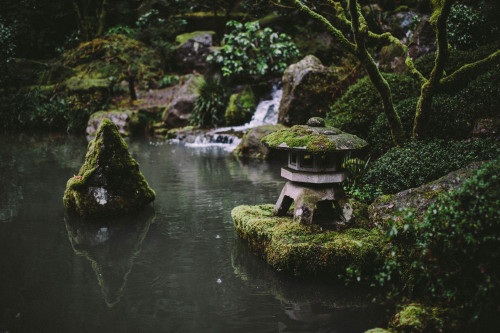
225, 85, 257, 126
63, 119, 155, 219
232, 204, 385, 275
175, 30, 215, 46
262, 125, 368, 153
389, 303, 444, 332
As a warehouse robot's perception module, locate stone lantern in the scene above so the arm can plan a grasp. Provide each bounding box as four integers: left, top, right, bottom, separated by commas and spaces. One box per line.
262, 117, 368, 225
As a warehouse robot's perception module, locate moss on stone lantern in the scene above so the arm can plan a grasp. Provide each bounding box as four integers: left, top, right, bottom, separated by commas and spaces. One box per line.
262, 117, 368, 225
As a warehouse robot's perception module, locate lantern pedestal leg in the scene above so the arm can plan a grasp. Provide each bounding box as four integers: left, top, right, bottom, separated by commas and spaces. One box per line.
273, 181, 348, 225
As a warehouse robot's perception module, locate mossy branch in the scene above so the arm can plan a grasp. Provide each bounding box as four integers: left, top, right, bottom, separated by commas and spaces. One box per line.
291, 0, 355, 54
413, 0, 454, 138
439, 49, 500, 90
368, 31, 427, 85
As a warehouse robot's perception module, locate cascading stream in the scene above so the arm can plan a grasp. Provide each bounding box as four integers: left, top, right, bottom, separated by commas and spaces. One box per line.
184, 82, 283, 151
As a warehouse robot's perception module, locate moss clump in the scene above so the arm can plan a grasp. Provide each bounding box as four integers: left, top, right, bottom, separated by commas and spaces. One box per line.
175, 30, 215, 46
389, 303, 445, 332
262, 124, 368, 153
232, 204, 384, 275
63, 119, 155, 219
224, 85, 257, 126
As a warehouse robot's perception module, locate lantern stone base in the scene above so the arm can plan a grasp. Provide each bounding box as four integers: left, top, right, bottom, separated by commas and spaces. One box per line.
274, 181, 352, 225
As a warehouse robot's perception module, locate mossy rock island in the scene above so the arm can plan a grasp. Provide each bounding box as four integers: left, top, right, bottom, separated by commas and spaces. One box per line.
63, 119, 155, 219
232, 204, 384, 276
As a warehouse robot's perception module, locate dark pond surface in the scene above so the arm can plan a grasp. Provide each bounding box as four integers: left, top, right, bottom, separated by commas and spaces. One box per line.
0, 134, 387, 333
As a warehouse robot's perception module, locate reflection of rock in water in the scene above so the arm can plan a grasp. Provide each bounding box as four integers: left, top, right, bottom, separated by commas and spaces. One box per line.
232, 239, 386, 332
65, 207, 155, 307
231, 239, 369, 309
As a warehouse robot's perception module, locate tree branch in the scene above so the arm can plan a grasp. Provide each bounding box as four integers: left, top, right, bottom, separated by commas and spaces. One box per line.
413, 0, 455, 138
439, 49, 500, 90
292, 0, 356, 54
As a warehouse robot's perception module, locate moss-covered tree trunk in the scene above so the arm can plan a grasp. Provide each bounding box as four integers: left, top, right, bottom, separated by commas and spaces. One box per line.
293, 0, 406, 146
72, 0, 108, 41
293, 0, 499, 144
412, 0, 453, 139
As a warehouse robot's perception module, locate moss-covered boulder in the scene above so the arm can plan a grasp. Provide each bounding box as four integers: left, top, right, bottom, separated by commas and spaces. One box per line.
389, 303, 445, 332
225, 85, 257, 126
232, 204, 384, 275
232, 124, 287, 160
63, 119, 155, 218
175, 31, 215, 72
278, 55, 340, 126
368, 161, 484, 225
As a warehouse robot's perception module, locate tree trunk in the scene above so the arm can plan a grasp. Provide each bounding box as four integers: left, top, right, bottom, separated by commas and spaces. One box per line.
413, 0, 454, 138
360, 49, 406, 146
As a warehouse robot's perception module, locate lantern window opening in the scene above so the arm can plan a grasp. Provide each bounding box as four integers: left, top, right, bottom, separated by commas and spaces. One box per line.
301, 154, 314, 168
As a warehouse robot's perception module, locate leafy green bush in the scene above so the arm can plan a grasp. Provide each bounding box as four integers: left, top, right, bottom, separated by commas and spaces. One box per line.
0, 88, 84, 133
189, 79, 228, 128
447, 3, 487, 50
360, 138, 500, 199
368, 67, 500, 156
207, 20, 299, 79
410, 159, 500, 328
414, 41, 500, 79
373, 159, 500, 330
326, 72, 420, 138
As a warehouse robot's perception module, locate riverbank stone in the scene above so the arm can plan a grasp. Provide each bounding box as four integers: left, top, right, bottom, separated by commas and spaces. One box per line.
278, 55, 340, 126
368, 161, 484, 225
63, 119, 155, 218
232, 204, 384, 275
232, 124, 287, 160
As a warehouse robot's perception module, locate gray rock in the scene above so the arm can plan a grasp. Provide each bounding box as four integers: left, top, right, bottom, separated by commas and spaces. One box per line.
368, 162, 484, 225
232, 124, 287, 160
162, 74, 205, 128
278, 55, 340, 126
175, 31, 216, 72
409, 16, 436, 60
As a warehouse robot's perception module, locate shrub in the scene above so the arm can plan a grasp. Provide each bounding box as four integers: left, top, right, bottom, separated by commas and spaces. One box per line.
410, 158, 500, 328
326, 72, 420, 138
373, 159, 500, 330
368, 67, 500, 156
0, 88, 77, 133
207, 20, 299, 79
447, 3, 488, 50
189, 79, 228, 128
360, 138, 500, 200
414, 41, 500, 79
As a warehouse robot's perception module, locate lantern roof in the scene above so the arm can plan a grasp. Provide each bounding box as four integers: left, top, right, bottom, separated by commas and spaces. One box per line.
262, 117, 368, 153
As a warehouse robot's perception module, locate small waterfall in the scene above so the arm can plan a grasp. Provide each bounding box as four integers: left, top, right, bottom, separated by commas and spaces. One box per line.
215, 82, 282, 133
183, 82, 283, 151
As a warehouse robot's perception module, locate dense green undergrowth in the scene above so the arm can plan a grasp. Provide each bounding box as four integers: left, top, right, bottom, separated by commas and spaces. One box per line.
367, 158, 500, 331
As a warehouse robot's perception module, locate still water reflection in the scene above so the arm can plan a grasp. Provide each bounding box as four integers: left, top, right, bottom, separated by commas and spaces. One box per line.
0, 134, 386, 333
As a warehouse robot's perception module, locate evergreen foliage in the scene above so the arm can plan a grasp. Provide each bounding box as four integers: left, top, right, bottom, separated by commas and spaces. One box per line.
360, 138, 499, 200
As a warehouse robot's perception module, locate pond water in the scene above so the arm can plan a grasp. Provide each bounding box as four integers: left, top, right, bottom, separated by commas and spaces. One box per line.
0, 134, 387, 333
